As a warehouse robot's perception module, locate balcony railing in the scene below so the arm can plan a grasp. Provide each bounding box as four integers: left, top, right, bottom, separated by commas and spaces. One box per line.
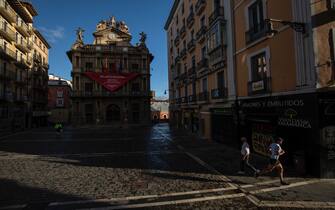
209, 7, 225, 26
195, 0, 206, 15
15, 38, 30, 53
0, 21, 15, 42
187, 67, 196, 75
197, 58, 208, 71
0, 0, 15, 23
180, 25, 186, 38
181, 96, 188, 104
0, 42, 16, 60
176, 97, 182, 104
174, 34, 180, 46
247, 77, 272, 96
187, 39, 195, 52
180, 48, 187, 59
211, 88, 227, 99
15, 56, 29, 68
188, 94, 197, 103
15, 19, 29, 37
42, 63, 49, 69
71, 91, 151, 97
196, 25, 207, 42
198, 91, 209, 102
187, 12, 195, 28
245, 21, 268, 44
33, 54, 42, 63
174, 55, 180, 65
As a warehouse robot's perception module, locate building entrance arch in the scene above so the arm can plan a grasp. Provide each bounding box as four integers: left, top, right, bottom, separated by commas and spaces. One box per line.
106, 104, 121, 122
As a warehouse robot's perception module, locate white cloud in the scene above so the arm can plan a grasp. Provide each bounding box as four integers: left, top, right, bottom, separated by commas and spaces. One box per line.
38, 26, 65, 43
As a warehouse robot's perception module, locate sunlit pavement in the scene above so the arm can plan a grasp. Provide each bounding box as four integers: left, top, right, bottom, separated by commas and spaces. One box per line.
0, 123, 334, 210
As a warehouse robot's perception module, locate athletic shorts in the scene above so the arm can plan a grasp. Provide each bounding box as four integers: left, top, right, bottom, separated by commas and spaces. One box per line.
269, 158, 279, 165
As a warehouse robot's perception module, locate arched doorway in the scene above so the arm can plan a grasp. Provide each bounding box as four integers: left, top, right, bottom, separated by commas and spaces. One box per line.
106, 104, 121, 122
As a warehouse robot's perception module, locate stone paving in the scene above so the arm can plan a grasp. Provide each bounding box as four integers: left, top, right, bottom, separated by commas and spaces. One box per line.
0, 123, 334, 209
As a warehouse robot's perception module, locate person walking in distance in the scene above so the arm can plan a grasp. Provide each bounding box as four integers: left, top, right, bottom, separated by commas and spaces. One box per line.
255, 137, 289, 185
237, 137, 259, 175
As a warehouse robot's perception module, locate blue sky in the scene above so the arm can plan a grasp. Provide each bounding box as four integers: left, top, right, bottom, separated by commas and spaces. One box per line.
31, 0, 173, 97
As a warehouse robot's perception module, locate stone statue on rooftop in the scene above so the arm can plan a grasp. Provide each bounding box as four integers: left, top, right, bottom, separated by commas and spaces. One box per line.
139, 32, 147, 44
76, 27, 85, 43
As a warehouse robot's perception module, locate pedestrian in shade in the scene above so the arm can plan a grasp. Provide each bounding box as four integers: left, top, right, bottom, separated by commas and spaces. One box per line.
255, 137, 290, 185
237, 137, 259, 175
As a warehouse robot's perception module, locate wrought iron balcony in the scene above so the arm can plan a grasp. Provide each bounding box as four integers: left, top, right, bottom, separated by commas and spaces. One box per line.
0, 0, 15, 23
180, 25, 186, 38
187, 39, 195, 52
174, 34, 180, 46
0, 21, 15, 42
197, 58, 208, 71
180, 48, 187, 59
42, 63, 49, 69
33, 54, 42, 63
195, 0, 206, 15
15, 19, 29, 37
15, 56, 29, 68
198, 91, 209, 102
0, 42, 16, 60
187, 12, 195, 28
181, 96, 188, 104
187, 66, 196, 76
188, 94, 197, 103
196, 25, 207, 43
209, 7, 225, 26
211, 88, 227, 99
245, 21, 268, 44
176, 97, 182, 104
247, 77, 272, 96
15, 38, 30, 53
174, 55, 180, 65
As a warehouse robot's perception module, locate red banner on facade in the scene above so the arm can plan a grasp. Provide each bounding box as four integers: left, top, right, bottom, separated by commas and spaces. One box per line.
84, 72, 139, 92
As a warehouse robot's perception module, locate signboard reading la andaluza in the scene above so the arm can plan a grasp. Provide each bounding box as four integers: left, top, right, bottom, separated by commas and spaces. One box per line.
84, 72, 140, 92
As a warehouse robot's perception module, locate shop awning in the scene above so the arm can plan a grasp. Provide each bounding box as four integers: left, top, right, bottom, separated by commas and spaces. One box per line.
84, 72, 140, 92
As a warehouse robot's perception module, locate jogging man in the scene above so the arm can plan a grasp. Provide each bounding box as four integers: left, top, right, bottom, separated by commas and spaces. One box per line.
237, 137, 259, 175
255, 137, 289, 185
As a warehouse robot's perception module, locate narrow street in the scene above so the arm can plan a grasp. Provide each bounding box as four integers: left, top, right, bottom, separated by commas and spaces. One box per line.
0, 123, 334, 210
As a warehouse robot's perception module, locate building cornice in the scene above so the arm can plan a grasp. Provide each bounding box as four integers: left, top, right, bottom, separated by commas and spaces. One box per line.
34, 29, 51, 49
164, 0, 180, 31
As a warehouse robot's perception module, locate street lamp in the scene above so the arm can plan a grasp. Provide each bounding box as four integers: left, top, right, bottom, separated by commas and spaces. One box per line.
265, 18, 306, 37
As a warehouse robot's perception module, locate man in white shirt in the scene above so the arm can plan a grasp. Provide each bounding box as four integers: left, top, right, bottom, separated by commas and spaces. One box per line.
237, 137, 258, 175
255, 137, 289, 185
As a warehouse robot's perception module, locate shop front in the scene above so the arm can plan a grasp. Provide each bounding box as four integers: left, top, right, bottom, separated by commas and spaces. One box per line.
211, 107, 237, 147
239, 93, 320, 177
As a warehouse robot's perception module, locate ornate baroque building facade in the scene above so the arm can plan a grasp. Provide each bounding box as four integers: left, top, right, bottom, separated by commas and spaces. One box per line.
0, 0, 50, 134
68, 17, 153, 126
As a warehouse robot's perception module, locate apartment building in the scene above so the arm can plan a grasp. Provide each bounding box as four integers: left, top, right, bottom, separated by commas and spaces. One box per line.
67, 17, 153, 126
48, 75, 72, 124
0, 0, 50, 134
166, 0, 335, 177
165, 0, 236, 141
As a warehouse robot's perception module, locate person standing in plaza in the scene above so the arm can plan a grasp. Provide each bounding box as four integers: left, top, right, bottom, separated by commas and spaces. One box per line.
237, 137, 259, 175
255, 137, 290, 185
